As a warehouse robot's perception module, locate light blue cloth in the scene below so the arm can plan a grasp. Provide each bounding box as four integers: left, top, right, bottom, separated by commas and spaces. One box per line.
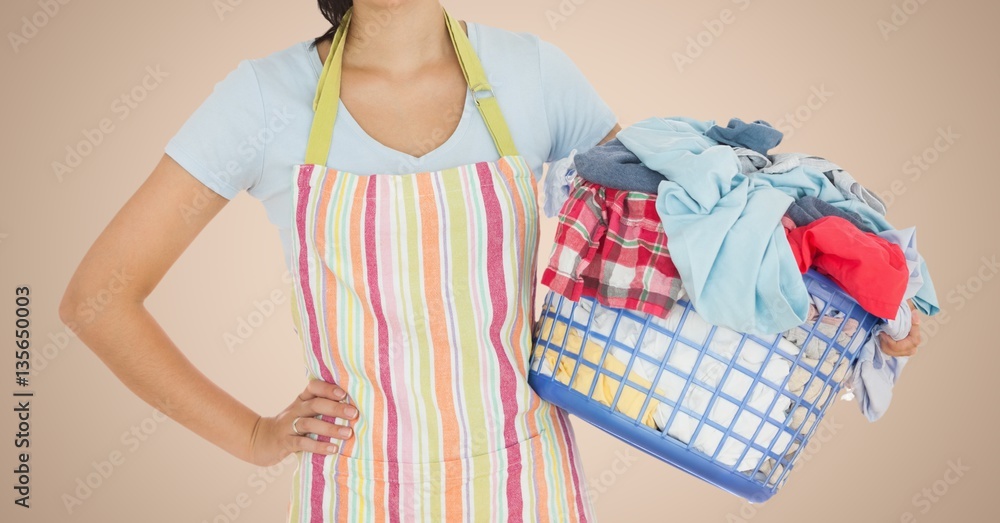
897, 225, 940, 315
616, 115, 940, 337
752, 163, 893, 233
543, 151, 578, 218
849, 227, 929, 421
750, 155, 939, 316
879, 228, 926, 300
761, 154, 888, 216
617, 116, 940, 339
617, 116, 810, 335
852, 333, 909, 422
164, 24, 618, 274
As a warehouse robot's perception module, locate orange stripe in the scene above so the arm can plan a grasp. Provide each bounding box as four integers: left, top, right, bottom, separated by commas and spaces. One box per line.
315, 172, 356, 521
551, 406, 580, 521
530, 428, 550, 523
349, 177, 387, 519
498, 158, 545, 486
315, 170, 350, 441
503, 159, 546, 520
415, 174, 464, 520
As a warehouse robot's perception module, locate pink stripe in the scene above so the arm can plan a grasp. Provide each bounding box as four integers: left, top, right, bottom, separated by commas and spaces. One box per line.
294, 165, 330, 522
476, 162, 523, 519
465, 164, 502, 506
377, 181, 415, 500
295, 166, 336, 385
555, 408, 588, 522
383, 183, 412, 460
461, 165, 498, 458
363, 178, 401, 522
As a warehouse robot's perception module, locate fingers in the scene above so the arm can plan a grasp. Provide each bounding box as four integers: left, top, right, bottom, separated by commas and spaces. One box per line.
877, 300, 927, 358
290, 379, 358, 451
299, 394, 359, 422
292, 415, 355, 442
879, 330, 919, 357
292, 429, 341, 455
908, 299, 921, 324
297, 378, 348, 403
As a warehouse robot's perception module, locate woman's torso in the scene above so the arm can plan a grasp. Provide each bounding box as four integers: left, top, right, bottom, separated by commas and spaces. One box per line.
284, 10, 597, 519
169, 22, 570, 275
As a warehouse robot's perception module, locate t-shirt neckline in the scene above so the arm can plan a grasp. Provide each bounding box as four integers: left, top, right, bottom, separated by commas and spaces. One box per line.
303, 21, 480, 165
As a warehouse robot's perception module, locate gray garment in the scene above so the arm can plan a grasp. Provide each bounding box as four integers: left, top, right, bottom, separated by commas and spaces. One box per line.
573, 138, 662, 194
733, 147, 771, 174
705, 118, 784, 155
761, 153, 887, 216
825, 170, 888, 217
785, 196, 875, 233
851, 331, 909, 422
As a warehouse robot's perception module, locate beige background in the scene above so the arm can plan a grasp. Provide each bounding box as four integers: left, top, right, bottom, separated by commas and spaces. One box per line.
2, 0, 996, 521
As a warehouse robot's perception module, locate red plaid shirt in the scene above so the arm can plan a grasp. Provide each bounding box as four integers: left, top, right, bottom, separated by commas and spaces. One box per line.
541, 176, 682, 319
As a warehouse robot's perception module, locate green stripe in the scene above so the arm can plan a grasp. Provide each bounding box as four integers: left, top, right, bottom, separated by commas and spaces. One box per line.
470, 169, 503, 521
447, 165, 493, 514
333, 173, 371, 520
405, 176, 445, 519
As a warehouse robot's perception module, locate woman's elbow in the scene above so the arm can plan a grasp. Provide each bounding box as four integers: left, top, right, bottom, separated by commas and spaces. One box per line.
58, 274, 80, 321
58, 281, 92, 331
57, 270, 141, 333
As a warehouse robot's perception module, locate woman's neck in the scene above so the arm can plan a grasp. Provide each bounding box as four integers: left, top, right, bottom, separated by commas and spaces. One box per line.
344, 1, 451, 76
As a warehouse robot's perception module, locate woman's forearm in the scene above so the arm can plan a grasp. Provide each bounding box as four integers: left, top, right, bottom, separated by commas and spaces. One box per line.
61, 299, 261, 464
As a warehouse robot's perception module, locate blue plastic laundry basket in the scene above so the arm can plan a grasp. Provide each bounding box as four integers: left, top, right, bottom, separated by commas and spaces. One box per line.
528, 269, 881, 503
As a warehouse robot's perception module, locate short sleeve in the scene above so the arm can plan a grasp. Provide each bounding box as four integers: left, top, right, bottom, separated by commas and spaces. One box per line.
538, 39, 618, 163
164, 59, 266, 199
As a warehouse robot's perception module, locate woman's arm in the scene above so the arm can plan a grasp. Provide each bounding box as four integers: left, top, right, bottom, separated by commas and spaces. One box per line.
58, 154, 353, 466
58, 153, 263, 462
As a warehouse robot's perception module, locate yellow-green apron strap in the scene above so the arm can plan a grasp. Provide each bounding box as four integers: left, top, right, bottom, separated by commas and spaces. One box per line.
441, 7, 519, 159
305, 8, 352, 166
304, 6, 518, 166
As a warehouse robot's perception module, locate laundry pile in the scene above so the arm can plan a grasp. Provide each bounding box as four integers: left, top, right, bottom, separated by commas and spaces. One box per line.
532, 289, 866, 479
532, 116, 940, 478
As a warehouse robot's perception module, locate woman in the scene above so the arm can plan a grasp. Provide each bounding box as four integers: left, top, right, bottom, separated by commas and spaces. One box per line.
59, 1, 924, 521
61, 0, 617, 521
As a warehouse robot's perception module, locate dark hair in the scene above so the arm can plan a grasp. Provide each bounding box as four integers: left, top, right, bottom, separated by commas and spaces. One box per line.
311, 0, 353, 49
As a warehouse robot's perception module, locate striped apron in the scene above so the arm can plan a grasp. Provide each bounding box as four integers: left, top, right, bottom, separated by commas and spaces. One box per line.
285, 6, 595, 522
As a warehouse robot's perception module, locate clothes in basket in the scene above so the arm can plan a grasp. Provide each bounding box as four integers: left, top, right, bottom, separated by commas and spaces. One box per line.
532, 314, 662, 429
531, 288, 866, 478
786, 216, 909, 319
530, 114, 942, 501
541, 176, 683, 319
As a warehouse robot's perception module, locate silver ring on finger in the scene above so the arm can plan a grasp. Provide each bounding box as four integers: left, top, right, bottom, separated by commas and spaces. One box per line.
291, 416, 307, 436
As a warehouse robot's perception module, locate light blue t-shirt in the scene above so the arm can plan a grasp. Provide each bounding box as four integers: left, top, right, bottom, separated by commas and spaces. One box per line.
165, 21, 618, 272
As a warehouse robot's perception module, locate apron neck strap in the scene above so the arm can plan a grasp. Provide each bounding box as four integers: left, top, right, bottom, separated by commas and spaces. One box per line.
305, 6, 519, 166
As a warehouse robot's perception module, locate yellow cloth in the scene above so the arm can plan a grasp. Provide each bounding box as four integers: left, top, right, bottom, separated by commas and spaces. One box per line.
534, 314, 663, 429
533, 306, 859, 486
